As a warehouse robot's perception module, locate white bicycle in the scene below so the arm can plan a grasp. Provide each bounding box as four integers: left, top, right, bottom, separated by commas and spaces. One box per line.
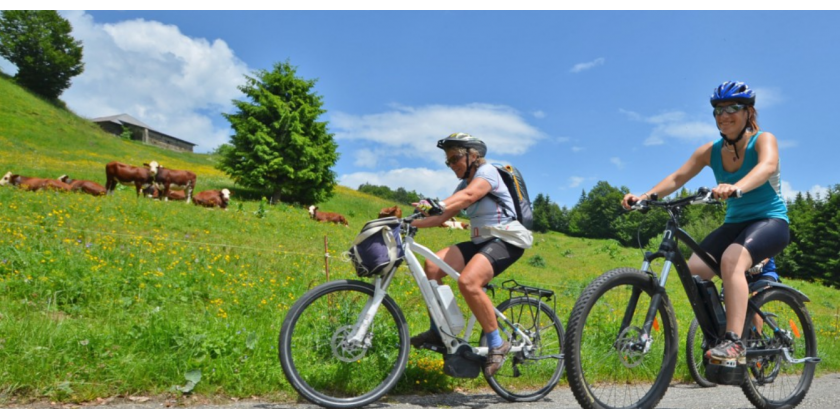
278, 213, 565, 408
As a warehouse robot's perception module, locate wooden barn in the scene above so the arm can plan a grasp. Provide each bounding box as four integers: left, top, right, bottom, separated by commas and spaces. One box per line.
92, 114, 196, 153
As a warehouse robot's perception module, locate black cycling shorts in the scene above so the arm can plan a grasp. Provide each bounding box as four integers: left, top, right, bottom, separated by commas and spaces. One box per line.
699, 218, 790, 268
455, 238, 525, 277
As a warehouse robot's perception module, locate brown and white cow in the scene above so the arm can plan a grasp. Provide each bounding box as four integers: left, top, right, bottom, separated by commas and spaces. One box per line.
105, 161, 156, 196
378, 205, 402, 219
1, 172, 70, 192
142, 185, 187, 201
193, 189, 231, 210
308, 205, 348, 226
58, 175, 107, 196
440, 218, 469, 230
147, 161, 196, 204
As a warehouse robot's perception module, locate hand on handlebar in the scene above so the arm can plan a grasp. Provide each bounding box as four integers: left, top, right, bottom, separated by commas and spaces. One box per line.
711, 184, 742, 200
412, 198, 444, 216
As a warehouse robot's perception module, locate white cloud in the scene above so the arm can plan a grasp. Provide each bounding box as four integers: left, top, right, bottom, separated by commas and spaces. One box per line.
781, 180, 828, 202
571, 146, 584, 152
627, 109, 719, 146
610, 157, 624, 169
332, 103, 545, 168
570, 57, 605, 73
532, 110, 546, 119
752, 86, 783, 108
340, 167, 457, 199
567, 176, 585, 188
777, 139, 798, 149
59, 11, 249, 153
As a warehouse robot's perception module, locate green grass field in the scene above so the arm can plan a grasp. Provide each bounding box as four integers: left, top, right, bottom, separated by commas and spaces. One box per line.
1, 75, 838, 404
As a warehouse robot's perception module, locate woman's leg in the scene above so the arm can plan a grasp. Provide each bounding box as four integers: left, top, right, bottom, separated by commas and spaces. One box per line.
424, 245, 466, 284
719, 244, 753, 337
457, 254, 497, 333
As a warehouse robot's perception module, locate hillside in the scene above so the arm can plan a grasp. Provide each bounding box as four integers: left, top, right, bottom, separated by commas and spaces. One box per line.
1, 75, 838, 403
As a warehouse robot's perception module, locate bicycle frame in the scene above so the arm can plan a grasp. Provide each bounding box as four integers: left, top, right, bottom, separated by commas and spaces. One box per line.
631, 192, 795, 360
344, 221, 534, 356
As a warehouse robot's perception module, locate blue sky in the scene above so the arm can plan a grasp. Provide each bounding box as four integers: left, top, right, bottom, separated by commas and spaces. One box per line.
2, 9, 836, 207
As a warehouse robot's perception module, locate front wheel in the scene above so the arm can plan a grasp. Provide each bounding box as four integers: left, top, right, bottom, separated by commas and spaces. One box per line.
686, 318, 717, 388
741, 288, 817, 408
484, 297, 565, 402
278, 280, 410, 408
564, 268, 678, 409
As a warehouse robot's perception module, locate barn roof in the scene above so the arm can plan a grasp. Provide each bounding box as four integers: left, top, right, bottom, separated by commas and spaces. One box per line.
91, 113, 196, 146
91, 113, 152, 129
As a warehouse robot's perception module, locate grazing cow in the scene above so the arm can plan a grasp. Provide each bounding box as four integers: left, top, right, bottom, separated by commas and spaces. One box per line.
193, 189, 231, 210
105, 161, 156, 196
378, 205, 402, 219
142, 185, 187, 201
0, 172, 70, 192
440, 218, 469, 230
147, 161, 196, 204
58, 175, 107, 196
308, 205, 348, 226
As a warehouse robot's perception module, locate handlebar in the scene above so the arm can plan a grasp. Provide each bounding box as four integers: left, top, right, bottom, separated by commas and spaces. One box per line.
628, 187, 720, 212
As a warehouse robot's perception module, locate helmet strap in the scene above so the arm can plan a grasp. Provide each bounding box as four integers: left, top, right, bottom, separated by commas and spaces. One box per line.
720, 110, 750, 160
460, 149, 474, 180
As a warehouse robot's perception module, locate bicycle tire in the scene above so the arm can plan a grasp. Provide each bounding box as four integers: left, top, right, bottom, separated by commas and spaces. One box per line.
686, 318, 717, 388
564, 267, 678, 409
740, 288, 817, 408
278, 279, 410, 408
483, 296, 565, 402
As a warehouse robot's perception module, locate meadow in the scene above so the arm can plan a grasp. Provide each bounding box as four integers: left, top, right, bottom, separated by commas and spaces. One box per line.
1, 75, 838, 404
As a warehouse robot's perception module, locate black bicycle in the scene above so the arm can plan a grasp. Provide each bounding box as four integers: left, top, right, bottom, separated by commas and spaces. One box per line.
564, 187, 821, 409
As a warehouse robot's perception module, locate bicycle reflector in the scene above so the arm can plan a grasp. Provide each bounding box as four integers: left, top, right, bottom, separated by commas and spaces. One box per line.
790, 319, 801, 338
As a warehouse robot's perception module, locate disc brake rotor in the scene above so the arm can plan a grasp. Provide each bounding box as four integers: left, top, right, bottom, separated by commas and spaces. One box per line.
331, 325, 369, 362
615, 326, 648, 368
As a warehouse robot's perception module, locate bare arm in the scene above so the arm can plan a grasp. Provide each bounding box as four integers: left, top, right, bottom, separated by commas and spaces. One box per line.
622, 143, 712, 208
412, 177, 492, 228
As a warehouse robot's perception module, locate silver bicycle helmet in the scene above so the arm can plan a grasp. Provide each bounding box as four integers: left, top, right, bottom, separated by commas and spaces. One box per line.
436, 132, 487, 157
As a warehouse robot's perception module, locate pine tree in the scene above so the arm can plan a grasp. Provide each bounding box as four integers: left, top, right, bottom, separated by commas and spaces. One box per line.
218, 61, 338, 205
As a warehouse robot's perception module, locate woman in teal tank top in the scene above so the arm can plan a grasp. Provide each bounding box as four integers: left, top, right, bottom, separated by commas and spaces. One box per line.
621, 81, 789, 366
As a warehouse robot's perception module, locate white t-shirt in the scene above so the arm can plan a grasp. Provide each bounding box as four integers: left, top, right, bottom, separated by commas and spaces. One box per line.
454, 163, 516, 242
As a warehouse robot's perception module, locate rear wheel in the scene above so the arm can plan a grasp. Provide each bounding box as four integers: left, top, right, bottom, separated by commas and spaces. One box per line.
278, 280, 409, 408
686, 318, 717, 388
564, 268, 678, 408
484, 297, 565, 402
741, 288, 817, 408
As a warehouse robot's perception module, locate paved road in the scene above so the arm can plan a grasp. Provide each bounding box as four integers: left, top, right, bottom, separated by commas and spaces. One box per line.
67, 373, 839, 409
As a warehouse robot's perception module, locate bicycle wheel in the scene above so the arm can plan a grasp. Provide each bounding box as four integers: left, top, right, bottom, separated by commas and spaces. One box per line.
564, 268, 678, 409
686, 318, 717, 388
278, 279, 410, 408
741, 288, 817, 408
483, 296, 565, 402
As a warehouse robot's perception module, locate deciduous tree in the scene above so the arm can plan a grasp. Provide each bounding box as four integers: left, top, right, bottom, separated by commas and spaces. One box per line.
0, 11, 84, 101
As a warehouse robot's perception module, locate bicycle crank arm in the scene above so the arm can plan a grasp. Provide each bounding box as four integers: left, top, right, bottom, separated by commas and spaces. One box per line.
781, 348, 821, 364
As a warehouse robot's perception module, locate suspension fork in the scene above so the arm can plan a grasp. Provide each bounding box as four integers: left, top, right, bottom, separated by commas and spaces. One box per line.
345, 270, 397, 347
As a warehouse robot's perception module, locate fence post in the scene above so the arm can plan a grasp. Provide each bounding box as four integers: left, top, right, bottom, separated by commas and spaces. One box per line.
324, 235, 330, 282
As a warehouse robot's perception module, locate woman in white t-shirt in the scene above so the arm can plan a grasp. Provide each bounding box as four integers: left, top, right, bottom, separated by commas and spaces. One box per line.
410, 132, 532, 377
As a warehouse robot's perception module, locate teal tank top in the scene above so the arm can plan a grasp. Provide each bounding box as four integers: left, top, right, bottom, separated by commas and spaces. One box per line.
710, 131, 788, 223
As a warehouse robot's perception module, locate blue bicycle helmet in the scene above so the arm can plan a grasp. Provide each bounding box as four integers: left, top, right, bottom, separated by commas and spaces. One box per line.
710, 81, 756, 106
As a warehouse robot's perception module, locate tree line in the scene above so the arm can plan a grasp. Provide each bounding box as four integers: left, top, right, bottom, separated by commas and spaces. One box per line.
532, 181, 840, 287
357, 183, 422, 206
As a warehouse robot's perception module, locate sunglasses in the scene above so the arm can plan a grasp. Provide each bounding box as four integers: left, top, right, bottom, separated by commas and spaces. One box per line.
444, 154, 464, 167
713, 103, 746, 116
443, 155, 464, 166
